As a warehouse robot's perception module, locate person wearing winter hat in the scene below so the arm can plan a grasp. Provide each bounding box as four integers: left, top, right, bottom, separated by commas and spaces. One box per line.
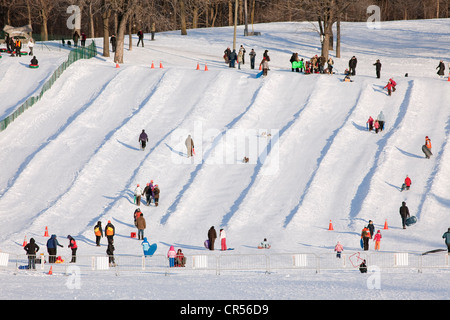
373, 230, 382, 250
167, 245, 176, 267
153, 184, 160, 206
143, 181, 154, 206
134, 184, 143, 206
94, 221, 103, 246
24, 238, 39, 269
67, 235, 78, 263
334, 241, 343, 258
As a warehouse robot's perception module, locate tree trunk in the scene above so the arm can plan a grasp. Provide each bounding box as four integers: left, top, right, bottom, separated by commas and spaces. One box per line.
102, 0, 111, 57
336, 15, 341, 58
180, 0, 187, 35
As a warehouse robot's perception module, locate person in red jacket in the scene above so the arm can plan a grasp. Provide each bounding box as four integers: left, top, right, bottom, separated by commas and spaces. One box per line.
401, 175, 412, 191
384, 81, 394, 96
67, 235, 77, 263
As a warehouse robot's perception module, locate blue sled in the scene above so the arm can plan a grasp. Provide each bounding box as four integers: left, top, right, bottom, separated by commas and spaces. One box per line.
142, 242, 157, 257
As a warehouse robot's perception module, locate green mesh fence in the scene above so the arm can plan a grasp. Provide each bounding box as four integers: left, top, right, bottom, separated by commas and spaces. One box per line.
0, 41, 97, 132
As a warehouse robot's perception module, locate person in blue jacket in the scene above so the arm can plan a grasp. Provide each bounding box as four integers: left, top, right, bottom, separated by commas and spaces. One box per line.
46, 234, 63, 263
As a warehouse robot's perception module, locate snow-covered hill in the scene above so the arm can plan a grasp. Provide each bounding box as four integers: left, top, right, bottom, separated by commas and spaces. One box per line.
0, 19, 449, 300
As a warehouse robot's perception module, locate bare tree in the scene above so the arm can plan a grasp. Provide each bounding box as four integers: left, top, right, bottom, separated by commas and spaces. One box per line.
112, 0, 138, 64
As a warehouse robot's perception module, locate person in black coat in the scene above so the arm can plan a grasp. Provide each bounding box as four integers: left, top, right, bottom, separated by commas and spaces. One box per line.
349, 56, 357, 76
30, 56, 38, 66
94, 221, 103, 246
436, 60, 445, 77
229, 49, 237, 68
208, 226, 217, 250
373, 59, 382, 78
24, 238, 40, 269
110, 34, 117, 52
399, 201, 410, 229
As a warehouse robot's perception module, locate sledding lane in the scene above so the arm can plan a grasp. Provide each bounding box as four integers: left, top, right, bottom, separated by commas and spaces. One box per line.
0, 49, 68, 121
354, 78, 450, 249
0, 61, 120, 196
159, 72, 319, 241
226, 75, 368, 245
0, 63, 165, 245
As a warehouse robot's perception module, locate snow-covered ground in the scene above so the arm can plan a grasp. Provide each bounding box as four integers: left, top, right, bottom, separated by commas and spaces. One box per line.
0, 19, 449, 302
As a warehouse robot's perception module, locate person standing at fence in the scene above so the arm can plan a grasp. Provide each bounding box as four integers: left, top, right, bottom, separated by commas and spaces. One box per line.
167, 245, 176, 267
107, 239, 116, 267
442, 228, 450, 253
94, 221, 103, 246
208, 226, 217, 250
46, 234, 63, 263
24, 238, 39, 270
220, 228, 227, 251
67, 235, 78, 263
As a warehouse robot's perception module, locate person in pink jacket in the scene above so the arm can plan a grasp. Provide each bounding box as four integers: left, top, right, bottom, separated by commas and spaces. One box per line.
167, 246, 176, 267
334, 241, 344, 258
373, 230, 382, 250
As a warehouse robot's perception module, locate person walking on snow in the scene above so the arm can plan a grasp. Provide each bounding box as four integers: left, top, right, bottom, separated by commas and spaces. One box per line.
436, 60, 445, 77
334, 241, 343, 258
249, 49, 256, 69
105, 220, 115, 244
423, 136, 433, 159
67, 235, 77, 263
384, 80, 394, 96
220, 228, 227, 251
401, 175, 411, 192
373, 230, 382, 250
361, 226, 371, 251
143, 181, 154, 205
139, 129, 148, 151
134, 184, 143, 206
136, 213, 146, 240
377, 111, 385, 131
399, 201, 410, 229
442, 228, 450, 253
94, 221, 103, 246
367, 116, 374, 131
185, 135, 194, 157
153, 184, 160, 206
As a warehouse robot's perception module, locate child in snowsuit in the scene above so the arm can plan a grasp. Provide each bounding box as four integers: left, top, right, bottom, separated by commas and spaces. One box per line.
220, 228, 227, 251
373, 230, 382, 250
401, 175, 411, 192
167, 246, 176, 267
334, 241, 343, 258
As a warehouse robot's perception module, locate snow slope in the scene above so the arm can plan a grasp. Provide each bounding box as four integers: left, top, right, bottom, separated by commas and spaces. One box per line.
0, 19, 449, 301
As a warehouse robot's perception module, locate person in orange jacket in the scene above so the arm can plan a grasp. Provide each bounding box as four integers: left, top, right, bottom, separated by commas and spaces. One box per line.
361, 226, 371, 251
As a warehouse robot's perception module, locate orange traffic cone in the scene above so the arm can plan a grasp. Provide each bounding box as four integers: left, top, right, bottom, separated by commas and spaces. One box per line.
115, 63, 120, 68
160, 62, 163, 69
22, 236, 27, 247
384, 219, 389, 230
196, 63, 200, 70
151, 61, 155, 69
48, 266, 53, 275
44, 226, 49, 237
328, 220, 334, 231
204, 64, 208, 71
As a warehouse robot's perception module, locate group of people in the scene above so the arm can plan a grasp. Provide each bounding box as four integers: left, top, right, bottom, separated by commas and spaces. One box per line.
293, 54, 334, 75
133, 181, 160, 207
223, 46, 271, 77
167, 245, 186, 267
366, 111, 385, 133
23, 234, 77, 269
207, 226, 227, 251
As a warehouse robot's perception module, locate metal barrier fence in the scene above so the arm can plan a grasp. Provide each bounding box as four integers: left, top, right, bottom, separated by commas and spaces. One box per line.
0, 41, 97, 132
0, 251, 448, 275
